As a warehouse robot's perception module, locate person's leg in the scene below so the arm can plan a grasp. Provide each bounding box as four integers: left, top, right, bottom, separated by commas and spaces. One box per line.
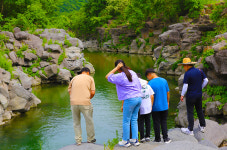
186, 97, 195, 131
122, 99, 133, 141
144, 113, 151, 138
80, 105, 95, 142
131, 97, 142, 140
160, 110, 168, 140
71, 105, 82, 144
138, 113, 145, 139
195, 96, 206, 127
152, 111, 161, 141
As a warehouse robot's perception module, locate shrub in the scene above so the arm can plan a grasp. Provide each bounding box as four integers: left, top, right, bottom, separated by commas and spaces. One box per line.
64, 36, 72, 47
58, 52, 66, 65
0, 51, 14, 76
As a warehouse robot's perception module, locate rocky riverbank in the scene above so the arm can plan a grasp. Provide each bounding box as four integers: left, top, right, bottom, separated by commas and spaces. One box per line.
60, 119, 227, 150
0, 28, 95, 125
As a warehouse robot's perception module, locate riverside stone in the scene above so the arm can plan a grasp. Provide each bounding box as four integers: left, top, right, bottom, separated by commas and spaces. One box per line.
159, 30, 181, 46
9, 51, 19, 65
154, 46, 163, 59
2, 111, 11, 121
212, 40, 227, 51
168, 128, 198, 143
44, 64, 58, 78
199, 140, 219, 149
0, 94, 8, 109
31, 76, 41, 86
194, 119, 227, 147
8, 80, 32, 101
14, 67, 32, 90
8, 96, 29, 111
14, 31, 29, 40
40, 61, 50, 68
68, 37, 84, 49
57, 69, 72, 83
24, 52, 37, 61
65, 46, 81, 60
0, 105, 4, 115
24, 34, 44, 57
0, 68, 11, 84
30, 94, 41, 108
205, 101, 223, 116
5, 43, 14, 50
60, 58, 83, 71
153, 141, 216, 150
44, 44, 62, 53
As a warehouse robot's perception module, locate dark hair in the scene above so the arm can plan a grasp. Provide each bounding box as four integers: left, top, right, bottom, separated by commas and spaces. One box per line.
77, 67, 90, 74
136, 73, 142, 78
115, 60, 132, 82
145, 68, 155, 76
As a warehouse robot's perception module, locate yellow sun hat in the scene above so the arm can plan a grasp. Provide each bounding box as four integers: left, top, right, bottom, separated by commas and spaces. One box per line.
178, 58, 197, 66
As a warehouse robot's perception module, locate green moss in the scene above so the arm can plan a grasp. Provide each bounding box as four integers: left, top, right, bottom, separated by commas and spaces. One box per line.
149, 32, 154, 37
48, 39, 53, 45
64, 35, 72, 47
42, 38, 47, 47
58, 52, 66, 65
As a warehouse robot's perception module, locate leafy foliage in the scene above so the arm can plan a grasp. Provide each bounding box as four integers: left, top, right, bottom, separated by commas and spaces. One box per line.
104, 130, 119, 150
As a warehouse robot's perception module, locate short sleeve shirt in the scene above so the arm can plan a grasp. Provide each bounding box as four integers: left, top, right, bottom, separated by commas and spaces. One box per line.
140, 85, 154, 115
68, 74, 95, 105
148, 77, 169, 112
183, 67, 206, 98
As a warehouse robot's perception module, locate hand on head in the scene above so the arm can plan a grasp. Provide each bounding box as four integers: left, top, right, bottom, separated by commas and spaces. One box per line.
116, 62, 124, 69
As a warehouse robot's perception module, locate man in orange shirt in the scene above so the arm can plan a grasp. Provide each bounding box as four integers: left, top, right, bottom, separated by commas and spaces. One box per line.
68, 67, 96, 145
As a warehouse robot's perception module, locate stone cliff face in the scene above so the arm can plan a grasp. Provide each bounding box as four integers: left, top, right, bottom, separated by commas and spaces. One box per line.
0, 28, 95, 125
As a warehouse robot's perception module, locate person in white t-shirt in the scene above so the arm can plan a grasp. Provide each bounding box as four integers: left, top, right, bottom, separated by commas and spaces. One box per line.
137, 73, 154, 143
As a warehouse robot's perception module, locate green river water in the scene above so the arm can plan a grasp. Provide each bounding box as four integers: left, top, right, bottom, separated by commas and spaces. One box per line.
0, 51, 180, 150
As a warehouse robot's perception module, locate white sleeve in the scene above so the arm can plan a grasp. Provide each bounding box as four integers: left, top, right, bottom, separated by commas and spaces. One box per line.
148, 85, 154, 95
181, 83, 188, 96
202, 78, 209, 89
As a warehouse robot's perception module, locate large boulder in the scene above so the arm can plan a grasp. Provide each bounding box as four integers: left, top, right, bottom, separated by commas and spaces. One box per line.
9, 51, 19, 65
60, 58, 83, 71
44, 44, 62, 53
205, 101, 223, 116
159, 30, 181, 46
168, 23, 186, 32
65, 46, 82, 60
8, 96, 30, 112
161, 45, 180, 61
0, 94, 8, 109
175, 99, 188, 127
14, 31, 29, 40
153, 141, 216, 150
24, 34, 44, 57
30, 94, 41, 108
84, 62, 95, 74
8, 80, 32, 101
24, 52, 37, 61
205, 49, 227, 86
44, 64, 58, 78
2, 111, 12, 121
0, 68, 11, 84
13, 67, 32, 90
39, 28, 70, 44
154, 46, 163, 59
168, 128, 198, 143
129, 38, 146, 54
68, 38, 84, 49
57, 69, 72, 83
194, 119, 227, 147
212, 40, 227, 51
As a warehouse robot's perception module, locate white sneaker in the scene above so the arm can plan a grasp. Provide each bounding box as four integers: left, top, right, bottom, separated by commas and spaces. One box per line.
130, 139, 140, 146
140, 138, 145, 143
145, 137, 151, 142
118, 140, 131, 147
181, 128, 194, 136
199, 125, 205, 133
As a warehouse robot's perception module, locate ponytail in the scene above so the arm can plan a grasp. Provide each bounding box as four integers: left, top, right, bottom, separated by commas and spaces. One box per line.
115, 60, 132, 82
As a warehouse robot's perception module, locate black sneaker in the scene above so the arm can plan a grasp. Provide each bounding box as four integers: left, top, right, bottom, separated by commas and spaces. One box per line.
153, 139, 161, 143
88, 139, 96, 144
164, 138, 171, 144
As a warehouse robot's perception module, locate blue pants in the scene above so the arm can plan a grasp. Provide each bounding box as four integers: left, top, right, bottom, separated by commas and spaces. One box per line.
122, 97, 142, 141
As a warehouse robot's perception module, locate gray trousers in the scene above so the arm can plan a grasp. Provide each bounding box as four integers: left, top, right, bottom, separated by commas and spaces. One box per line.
71, 105, 95, 143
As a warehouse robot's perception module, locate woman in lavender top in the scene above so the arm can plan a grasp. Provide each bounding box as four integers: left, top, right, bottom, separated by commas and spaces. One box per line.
105, 60, 142, 147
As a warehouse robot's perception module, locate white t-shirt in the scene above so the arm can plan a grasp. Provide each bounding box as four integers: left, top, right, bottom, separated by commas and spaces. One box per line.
139, 79, 155, 115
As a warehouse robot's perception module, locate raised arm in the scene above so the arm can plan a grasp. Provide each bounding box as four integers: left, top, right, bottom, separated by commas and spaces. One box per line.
105, 62, 123, 79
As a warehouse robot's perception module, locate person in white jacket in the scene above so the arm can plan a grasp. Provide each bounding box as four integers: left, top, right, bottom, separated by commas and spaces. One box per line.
137, 73, 154, 142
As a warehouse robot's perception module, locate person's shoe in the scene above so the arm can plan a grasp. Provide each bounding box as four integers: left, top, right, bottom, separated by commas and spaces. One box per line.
181, 128, 194, 136
164, 138, 172, 144
153, 139, 161, 143
140, 138, 145, 143
76, 142, 82, 146
118, 140, 131, 147
87, 139, 96, 143
199, 125, 205, 133
145, 137, 151, 142
130, 139, 140, 146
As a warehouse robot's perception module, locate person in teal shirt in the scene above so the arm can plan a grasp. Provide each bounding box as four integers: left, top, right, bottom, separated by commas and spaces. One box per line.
145, 68, 171, 144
